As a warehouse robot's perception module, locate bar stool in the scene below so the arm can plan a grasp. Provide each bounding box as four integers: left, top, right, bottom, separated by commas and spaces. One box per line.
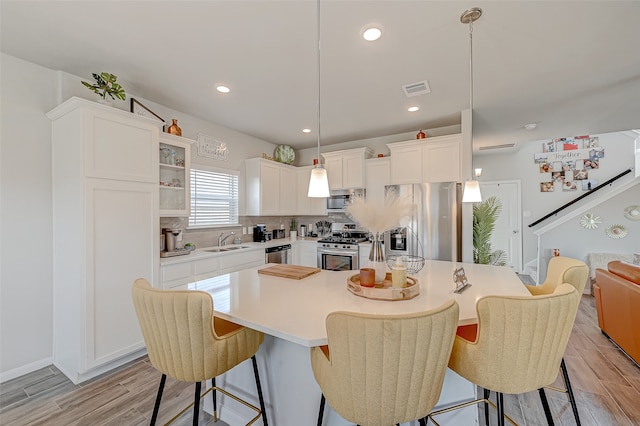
311, 300, 459, 426
131, 278, 268, 425
524, 256, 588, 425
429, 284, 581, 426
525, 255, 589, 296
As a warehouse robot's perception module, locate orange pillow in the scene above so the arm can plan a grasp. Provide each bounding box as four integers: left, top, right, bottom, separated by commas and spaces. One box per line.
456, 324, 478, 342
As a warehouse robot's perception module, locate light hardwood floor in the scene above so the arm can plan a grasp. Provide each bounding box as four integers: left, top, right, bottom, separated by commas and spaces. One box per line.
1, 295, 638, 425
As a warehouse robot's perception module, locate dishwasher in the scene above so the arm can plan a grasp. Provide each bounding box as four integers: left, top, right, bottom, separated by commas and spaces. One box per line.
265, 244, 291, 264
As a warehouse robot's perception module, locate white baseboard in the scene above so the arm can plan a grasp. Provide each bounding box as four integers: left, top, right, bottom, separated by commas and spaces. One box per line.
0, 356, 54, 384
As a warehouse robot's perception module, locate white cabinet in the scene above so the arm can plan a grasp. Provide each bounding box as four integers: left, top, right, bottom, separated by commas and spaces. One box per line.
159, 133, 193, 217
279, 166, 297, 215
387, 143, 423, 184
322, 147, 373, 190
296, 166, 327, 216
161, 260, 193, 289
245, 158, 297, 216
387, 134, 462, 184
364, 157, 390, 203
219, 250, 265, 276
47, 97, 161, 384
422, 136, 461, 183
161, 250, 266, 288
293, 241, 318, 267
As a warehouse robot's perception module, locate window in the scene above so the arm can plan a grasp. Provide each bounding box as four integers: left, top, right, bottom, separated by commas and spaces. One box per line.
189, 167, 239, 227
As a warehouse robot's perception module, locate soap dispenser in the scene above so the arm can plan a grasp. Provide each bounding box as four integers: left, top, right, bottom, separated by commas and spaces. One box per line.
391, 257, 407, 288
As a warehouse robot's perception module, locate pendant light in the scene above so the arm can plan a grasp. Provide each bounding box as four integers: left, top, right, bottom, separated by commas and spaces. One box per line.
308, 0, 330, 197
461, 7, 483, 203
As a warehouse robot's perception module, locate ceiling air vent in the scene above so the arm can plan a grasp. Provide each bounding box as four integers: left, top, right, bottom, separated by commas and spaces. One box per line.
478, 143, 517, 151
402, 80, 431, 97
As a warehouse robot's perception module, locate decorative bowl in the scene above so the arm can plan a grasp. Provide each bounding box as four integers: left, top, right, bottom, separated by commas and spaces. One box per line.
385, 255, 425, 275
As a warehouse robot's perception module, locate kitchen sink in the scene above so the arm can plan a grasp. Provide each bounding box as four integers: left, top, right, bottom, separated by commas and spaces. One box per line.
202, 246, 250, 252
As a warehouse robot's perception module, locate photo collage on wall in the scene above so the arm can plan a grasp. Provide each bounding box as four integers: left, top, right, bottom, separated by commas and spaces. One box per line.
534, 136, 605, 193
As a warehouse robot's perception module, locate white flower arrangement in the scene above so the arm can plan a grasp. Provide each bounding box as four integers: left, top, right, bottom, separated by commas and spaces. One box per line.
345, 193, 415, 236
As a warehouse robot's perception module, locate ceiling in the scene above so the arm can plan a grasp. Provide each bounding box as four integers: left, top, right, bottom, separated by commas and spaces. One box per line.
2, 1, 639, 152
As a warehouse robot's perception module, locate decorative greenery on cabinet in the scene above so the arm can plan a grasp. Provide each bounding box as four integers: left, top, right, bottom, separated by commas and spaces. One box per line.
473, 196, 507, 266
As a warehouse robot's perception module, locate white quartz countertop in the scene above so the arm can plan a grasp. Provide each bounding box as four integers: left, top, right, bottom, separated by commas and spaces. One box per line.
185, 260, 530, 347
160, 237, 319, 265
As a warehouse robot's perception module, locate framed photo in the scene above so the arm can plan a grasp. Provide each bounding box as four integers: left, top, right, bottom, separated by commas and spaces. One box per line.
130, 98, 165, 128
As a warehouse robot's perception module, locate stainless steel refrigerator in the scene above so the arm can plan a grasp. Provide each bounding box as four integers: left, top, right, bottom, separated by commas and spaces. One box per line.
384, 183, 462, 262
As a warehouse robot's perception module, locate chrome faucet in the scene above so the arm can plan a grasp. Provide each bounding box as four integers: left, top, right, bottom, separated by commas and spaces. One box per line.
218, 231, 236, 246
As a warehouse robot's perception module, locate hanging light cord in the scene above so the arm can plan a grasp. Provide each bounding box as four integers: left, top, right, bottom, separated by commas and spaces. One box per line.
468, 18, 474, 114
316, 0, 322, 163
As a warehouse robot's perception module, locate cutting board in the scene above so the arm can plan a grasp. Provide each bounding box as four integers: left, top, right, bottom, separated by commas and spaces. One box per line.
258, 264, 321, 280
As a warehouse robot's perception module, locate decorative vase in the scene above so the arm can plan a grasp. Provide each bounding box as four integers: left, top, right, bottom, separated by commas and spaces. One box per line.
167, 119, 182, 136
368, 233, 386, 284
96, 98, 113, 107
416, 130, 426, 139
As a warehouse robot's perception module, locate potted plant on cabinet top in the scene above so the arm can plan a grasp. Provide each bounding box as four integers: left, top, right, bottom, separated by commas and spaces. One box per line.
81, 72, 126, 104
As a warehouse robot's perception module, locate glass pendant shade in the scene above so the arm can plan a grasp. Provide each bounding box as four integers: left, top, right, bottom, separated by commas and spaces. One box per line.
308, 165, 330, 197
462, 179, 482, 203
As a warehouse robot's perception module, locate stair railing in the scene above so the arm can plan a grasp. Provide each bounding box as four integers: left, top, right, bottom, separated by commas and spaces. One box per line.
528, 168, 633, 228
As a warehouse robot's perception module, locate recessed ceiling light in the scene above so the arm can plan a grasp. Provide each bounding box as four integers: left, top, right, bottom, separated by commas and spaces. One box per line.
361, 25, 382, 41
408, 106, 420, 112
302, 128, 311, 133
524, 123, 537, 130
216, 85, 230, 93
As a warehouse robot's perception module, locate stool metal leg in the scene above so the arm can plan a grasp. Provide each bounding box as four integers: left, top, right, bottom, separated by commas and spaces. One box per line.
150, 374, 166, 426
317, 394, 326, 426
560, 358, 581, 425
483, 388, 490, 426
496, 392, 505, 426
193, 381, 202, 426
252, 355, 268, 426
538, 388, 554, 426
211, 377, 217, 421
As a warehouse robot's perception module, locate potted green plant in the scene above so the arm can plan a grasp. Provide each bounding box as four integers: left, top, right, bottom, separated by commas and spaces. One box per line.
81, 72, 126, 103
473, 196, 507, 266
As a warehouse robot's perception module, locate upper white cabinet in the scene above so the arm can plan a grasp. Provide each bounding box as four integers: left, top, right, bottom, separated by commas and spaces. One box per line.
47, 97, 161, 384
245, 158, 297, 216
387, 134, 462, 184
322, 147, 373, 190
364, 157, 390, 203
159, 133, 193, 217
279, 165, 297, 215
296, 166, 327, 216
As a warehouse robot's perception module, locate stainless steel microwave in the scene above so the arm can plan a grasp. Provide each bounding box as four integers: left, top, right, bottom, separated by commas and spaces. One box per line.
326, 189, 365, 212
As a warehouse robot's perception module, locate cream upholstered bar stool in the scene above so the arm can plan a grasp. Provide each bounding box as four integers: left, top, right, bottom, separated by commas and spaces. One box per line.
429, 284, 581, 426
524, 256, 588, 425
131, 278, 268, 426
525, 255, 589, 296
311, 300, 459, 426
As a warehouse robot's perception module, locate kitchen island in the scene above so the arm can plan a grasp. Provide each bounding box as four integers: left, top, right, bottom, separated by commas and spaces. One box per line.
180, 261, 530, 425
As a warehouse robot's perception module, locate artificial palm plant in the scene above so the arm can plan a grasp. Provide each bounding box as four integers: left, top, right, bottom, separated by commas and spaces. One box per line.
81, 72, 126, 101
473, 196, 507, 266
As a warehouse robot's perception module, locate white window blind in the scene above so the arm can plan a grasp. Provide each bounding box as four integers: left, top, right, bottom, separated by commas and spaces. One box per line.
189, 167, 239, 227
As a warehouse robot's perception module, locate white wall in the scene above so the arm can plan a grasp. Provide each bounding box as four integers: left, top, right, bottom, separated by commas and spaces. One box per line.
474, 131, 636, 264
538, 185, 640, 281
0, 53, 277, 382
0, 53, 58, 379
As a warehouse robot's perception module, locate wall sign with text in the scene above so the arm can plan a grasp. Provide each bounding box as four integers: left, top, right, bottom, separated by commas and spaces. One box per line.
534, 136, 605, 193
197, 133, 229, 161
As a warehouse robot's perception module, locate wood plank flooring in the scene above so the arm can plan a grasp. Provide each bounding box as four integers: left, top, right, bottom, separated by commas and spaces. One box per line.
1, 295, 638, 425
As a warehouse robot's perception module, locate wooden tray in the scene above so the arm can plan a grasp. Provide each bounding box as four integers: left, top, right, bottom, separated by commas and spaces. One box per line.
347, 273, 419, 301
258, 264, 321, 280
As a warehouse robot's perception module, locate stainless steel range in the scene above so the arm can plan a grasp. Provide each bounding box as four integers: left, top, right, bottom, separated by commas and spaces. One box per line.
317, 230, 369, 271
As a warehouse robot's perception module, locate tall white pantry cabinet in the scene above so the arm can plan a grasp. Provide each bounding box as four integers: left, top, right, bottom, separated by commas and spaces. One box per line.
47, 97, 161, 384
